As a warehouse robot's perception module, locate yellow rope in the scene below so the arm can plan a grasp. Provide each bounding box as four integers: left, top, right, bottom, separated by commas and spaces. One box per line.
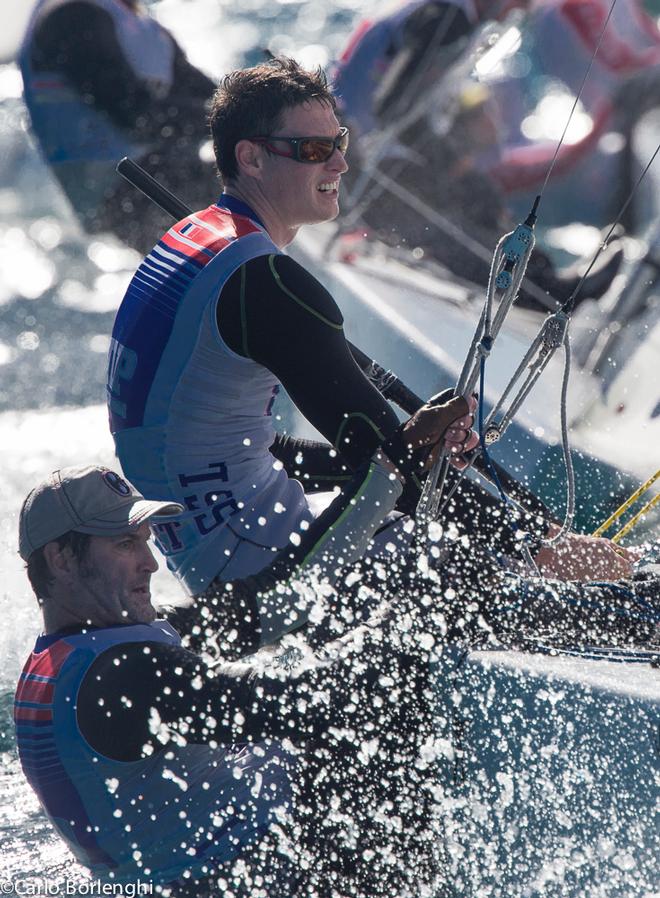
592, 467, 660, 540
611, 492, 660, 543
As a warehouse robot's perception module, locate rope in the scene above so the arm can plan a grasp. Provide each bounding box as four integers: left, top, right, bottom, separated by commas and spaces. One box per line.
593, 469, 660, 536
593, 468, 660, 542
539, 331, 576, 546
416, 228, 508, 521
611, 492, 660, 544
416, 211, 537, 525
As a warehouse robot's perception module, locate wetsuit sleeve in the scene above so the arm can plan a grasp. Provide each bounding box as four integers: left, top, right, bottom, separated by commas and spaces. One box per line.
75, 639, 358, 761
31, 2, 214, 137
217, 253, 402, 471
441, 472, 550, 554
166, 460, 404, 657
165, 578, 262, 659
76, 640, 277, 762
269, 433, 353, 492
76, 603, 433, 764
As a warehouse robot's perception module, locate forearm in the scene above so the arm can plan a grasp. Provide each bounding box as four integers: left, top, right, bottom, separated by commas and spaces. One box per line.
166, 458, 403, 654
243, 457, 405, 646
78, 613, 437, 760
164, 578, 261, 658
269, 433, 353, 492
443, 473, 550, 553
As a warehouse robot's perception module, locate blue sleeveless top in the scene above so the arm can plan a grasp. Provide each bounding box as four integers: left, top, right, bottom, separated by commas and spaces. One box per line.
14, 621, 293, 884
107, 198, 311, 594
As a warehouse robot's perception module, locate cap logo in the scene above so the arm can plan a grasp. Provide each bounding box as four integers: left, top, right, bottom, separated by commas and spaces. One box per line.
103, 471, 132, 496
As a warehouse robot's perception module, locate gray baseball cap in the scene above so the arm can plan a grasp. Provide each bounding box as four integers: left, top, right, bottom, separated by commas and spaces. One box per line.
19, 465, 184, 561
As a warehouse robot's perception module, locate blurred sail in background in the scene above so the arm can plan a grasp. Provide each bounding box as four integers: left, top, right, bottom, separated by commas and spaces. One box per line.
0, 0, 37, 63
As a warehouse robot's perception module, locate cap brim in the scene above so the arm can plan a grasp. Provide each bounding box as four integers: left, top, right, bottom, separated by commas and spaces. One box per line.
74, 499, 184, 537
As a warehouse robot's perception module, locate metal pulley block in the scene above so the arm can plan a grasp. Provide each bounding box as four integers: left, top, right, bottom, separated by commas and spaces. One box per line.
495, 261, 514, 291
495, 222, 535, 290
540, 311, 570, 355
484, 425, 501, 444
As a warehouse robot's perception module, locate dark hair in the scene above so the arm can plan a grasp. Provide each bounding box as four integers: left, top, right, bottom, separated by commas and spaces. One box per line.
209, 56, 337, 182
26, 531, 92, 603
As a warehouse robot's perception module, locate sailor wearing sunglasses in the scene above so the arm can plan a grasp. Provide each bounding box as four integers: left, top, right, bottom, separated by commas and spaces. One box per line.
108, 54, 634, 649
108, 55, 495, 645
105, 59, 485, 896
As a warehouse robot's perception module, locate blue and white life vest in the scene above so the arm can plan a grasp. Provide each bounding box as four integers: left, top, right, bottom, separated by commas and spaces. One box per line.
14, 621, 293, 884
18, 0, 176, 217
107, 197, 312, 594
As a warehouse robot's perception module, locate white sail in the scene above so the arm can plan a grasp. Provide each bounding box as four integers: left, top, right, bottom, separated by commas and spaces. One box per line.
0, 0, 38, 64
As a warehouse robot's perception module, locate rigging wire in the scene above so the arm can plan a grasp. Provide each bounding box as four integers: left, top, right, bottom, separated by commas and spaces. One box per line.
441, 125, 660, 545
537, 0, 619, 202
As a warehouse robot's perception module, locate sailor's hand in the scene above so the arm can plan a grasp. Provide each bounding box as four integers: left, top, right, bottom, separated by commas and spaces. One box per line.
534, 527, 636, 581
403, 394, 478, 470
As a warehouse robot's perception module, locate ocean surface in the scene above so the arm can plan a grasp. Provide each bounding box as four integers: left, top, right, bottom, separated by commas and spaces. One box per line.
0, 0, 658, 894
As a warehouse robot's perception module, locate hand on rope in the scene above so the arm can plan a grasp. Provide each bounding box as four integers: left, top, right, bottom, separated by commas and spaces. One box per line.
402, 393, 478, 472
533, 523, 641, 582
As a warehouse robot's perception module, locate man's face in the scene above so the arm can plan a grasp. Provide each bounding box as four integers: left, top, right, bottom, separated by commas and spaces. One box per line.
73, 524, 160, 627
258, 99, 349, 231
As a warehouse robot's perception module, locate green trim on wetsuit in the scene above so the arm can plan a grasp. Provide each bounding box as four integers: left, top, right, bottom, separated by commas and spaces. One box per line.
268, 254, 343, 329
299, 461, 378, 570
217, 253, 400, 473
217, 253, 550, 554
335, 412, 386, 451
269, 434, 353, 493
304, 473, 353, 481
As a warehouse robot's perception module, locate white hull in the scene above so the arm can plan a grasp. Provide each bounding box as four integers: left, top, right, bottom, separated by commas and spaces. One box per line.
435, 645, 659, 897
290, 221, 660, 538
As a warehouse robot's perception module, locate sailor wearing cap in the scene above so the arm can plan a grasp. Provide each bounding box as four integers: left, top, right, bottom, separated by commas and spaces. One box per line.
12, 460, 477, 897
19, 465, 181, 628
14, 465, 299, 892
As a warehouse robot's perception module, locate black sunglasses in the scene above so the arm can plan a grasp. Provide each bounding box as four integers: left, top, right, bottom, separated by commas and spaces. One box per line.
251, 126, 349, 164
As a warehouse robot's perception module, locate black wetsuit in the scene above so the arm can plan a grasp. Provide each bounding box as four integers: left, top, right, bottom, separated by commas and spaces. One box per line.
161, 245, 551, 898
219, 251, 551, 520
70, 229, 660, 890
